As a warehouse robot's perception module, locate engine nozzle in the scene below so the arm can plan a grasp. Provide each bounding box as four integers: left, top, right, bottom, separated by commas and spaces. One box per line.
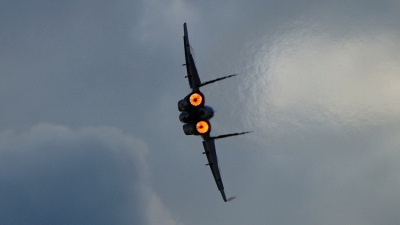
196, 121, 210, 134
189, 92, 203, 106
183, 120, 211, 135
178, 92, 205, 112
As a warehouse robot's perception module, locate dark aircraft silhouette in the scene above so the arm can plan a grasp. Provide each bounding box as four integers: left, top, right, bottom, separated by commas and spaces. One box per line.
178, 23, 251, 202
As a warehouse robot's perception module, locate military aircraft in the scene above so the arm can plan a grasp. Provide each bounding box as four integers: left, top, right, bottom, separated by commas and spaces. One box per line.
178, 23, 251, 202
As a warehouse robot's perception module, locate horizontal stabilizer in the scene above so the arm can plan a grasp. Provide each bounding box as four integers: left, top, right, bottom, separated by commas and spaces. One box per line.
210, 131, 252, 140
198, 74, 237, 87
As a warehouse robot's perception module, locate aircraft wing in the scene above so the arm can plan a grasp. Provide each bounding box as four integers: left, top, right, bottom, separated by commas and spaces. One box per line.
183, 23, 201, 90
202, 139, 227, 202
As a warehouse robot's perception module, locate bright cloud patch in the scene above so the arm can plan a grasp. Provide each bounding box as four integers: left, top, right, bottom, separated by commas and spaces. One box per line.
247, 33, 400, 131
240, 31, 400, 225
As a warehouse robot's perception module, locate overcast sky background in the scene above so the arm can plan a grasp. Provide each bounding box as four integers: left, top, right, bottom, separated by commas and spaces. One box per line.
1, 0, 400, 224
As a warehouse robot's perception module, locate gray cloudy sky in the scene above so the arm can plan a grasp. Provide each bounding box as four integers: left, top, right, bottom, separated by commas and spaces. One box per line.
1, 0, 400, 224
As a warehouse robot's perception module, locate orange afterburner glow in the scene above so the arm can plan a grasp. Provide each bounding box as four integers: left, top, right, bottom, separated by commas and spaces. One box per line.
196, 121, 209, 134
189, 93, 203, 107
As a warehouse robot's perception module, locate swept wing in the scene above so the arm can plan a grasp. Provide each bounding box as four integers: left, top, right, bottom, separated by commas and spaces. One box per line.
183, 23, 201, 91
203, 138, 227, 202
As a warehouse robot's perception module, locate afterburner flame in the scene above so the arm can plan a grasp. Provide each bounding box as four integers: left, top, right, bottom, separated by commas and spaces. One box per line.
196, 121, 209, 134
189, 93, 203, 106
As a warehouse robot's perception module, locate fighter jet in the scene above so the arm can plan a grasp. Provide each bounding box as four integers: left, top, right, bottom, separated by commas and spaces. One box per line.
178, 23, 251, 202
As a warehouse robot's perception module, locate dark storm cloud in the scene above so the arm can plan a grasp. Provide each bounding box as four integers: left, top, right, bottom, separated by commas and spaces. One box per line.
0, 124, 148, 224
0, 0, 145, 130
1, 0, 400, 225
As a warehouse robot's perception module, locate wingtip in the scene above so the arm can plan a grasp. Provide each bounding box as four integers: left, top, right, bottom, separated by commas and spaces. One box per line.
221, 192, 236, 202
221, 190, 227, 202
